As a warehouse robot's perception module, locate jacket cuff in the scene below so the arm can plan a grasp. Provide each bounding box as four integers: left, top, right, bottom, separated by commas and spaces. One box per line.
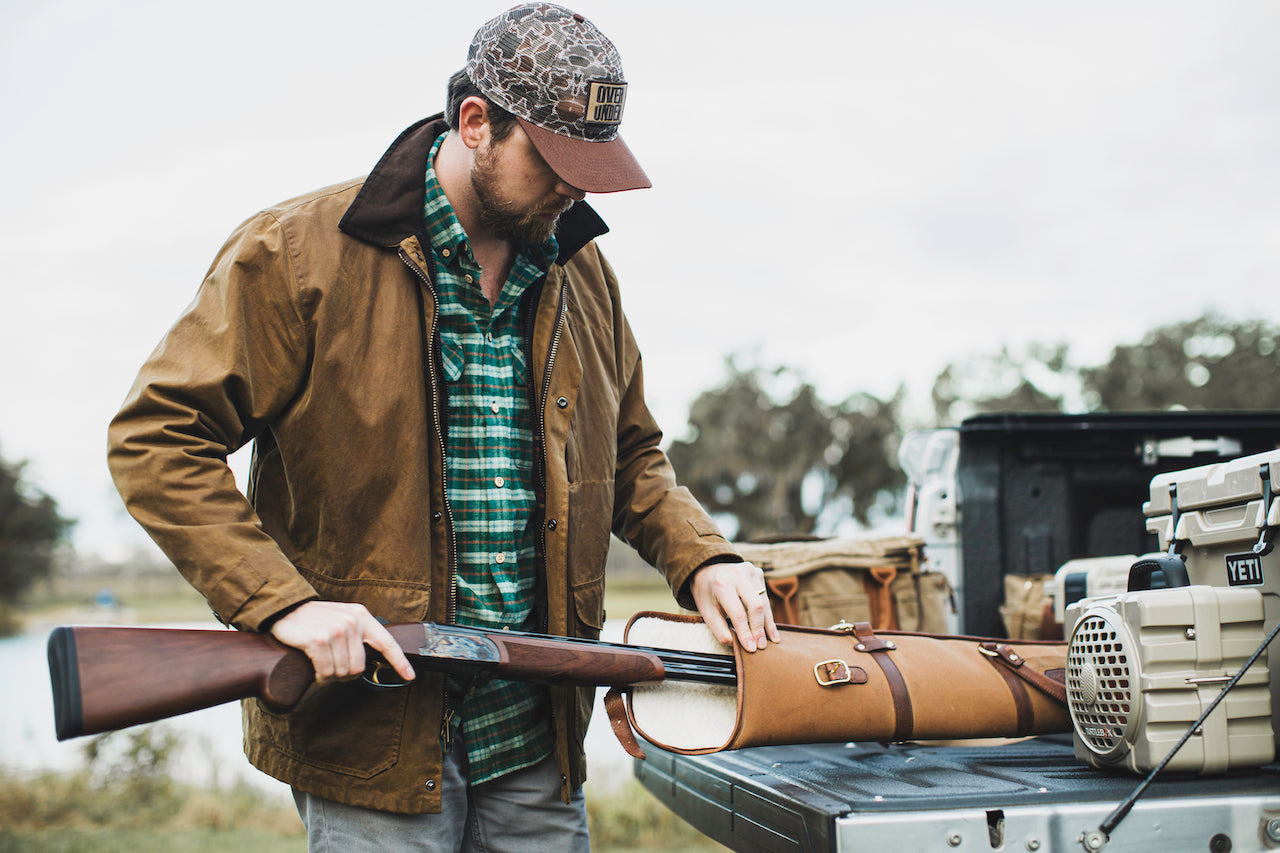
222, 574, 320, 632
255, 597, 320, 633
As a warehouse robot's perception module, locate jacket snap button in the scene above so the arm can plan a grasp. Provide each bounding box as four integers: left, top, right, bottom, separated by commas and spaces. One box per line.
432, 511, 443, 523
547, 518, 558, 531
557, 397, 568, 408
425, 779, 436, 791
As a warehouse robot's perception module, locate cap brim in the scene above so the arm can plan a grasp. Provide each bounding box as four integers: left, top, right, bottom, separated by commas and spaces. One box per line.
517, 117, 651, 194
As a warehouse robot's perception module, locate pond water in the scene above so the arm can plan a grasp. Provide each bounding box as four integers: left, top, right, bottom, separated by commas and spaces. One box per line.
0, 619, 637, 799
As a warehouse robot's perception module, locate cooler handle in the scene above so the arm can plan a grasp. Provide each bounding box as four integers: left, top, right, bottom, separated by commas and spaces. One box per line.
1127, 554, 1191, 591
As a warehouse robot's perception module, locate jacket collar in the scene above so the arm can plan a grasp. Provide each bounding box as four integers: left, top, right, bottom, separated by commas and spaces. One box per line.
339, 114, 609, 265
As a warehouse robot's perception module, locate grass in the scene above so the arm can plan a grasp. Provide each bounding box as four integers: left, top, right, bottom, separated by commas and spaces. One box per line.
604, 573, 697, 624
0, 762, 305, 853
7, 550, 722, 850
20, 542, 689, 631
0, 828, 304, 853
20, 573, 687, 634
588, 780, 731, 852
0, 768, 725, 852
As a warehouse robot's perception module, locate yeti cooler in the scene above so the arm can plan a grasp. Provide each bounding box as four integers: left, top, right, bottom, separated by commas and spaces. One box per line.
1143, 448, 1280, 745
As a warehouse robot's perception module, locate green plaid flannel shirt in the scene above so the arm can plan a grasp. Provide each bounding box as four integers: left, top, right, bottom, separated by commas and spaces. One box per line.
423, 134, 558, 784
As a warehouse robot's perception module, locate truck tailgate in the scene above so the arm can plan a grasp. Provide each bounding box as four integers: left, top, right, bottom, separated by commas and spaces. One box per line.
633, 734, 1280, 852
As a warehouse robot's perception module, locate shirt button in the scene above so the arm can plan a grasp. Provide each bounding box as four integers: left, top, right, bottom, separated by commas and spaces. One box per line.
491, 402, 500, 414
495, 553, 506, 564
494, 476, 505, 488
486, 332, 494, 342
464, 274, 474, 284
441, 248, 451, 258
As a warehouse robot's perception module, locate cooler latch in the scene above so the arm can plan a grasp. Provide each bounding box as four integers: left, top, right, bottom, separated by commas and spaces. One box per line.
1166, 483, 1185, 561
1254, 462, 1275, 557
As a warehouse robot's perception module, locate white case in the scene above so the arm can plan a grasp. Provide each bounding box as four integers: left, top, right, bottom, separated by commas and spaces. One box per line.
1143, 448, 1280, 746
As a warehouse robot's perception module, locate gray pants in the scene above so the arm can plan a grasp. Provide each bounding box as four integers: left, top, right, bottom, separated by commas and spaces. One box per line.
292, 737, 590, 853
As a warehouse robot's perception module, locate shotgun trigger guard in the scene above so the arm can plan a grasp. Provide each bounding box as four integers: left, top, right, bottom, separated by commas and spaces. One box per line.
815, 659, 853, 687
362, 655, 410, 689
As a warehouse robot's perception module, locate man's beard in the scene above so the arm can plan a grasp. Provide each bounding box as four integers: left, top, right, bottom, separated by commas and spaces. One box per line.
471, 148, 569, 247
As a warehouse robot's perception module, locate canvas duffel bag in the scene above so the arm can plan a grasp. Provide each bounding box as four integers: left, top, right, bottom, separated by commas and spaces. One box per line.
735, 535, 953, 632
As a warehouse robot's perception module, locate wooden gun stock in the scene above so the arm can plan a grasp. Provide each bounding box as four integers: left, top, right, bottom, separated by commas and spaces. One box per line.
47, 625, 314, 741
48, 622, 734, 741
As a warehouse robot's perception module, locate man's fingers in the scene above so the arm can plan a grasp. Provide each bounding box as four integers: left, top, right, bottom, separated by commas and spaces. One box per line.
362, 622, 417, 682
720, 591, 758, 652
690, 561, 779, 652
732, 584, 771, 652
700, 607, 735, 647
269, 600, 415, 685
763, 595, 781, 643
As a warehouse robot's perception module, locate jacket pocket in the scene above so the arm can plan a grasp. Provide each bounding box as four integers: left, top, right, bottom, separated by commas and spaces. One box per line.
277, 680, 412, 779
258, 565, 428, 778
572, 573, 605, 638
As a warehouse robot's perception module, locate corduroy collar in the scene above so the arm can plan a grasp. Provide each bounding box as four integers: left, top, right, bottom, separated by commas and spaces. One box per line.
339, 114, 609, 265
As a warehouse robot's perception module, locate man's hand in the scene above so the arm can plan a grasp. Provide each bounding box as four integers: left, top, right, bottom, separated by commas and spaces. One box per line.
689, 561, 781, 652
268, 600, 416, 685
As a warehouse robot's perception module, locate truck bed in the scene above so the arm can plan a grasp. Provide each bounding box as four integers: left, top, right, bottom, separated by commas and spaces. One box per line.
634, 735, 1280, 853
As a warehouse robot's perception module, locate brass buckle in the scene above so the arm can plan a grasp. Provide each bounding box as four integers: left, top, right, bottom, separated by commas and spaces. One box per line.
814, 659, 853, 687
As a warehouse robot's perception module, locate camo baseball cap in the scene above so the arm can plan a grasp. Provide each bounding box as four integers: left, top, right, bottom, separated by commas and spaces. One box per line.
466, 3, 651, 193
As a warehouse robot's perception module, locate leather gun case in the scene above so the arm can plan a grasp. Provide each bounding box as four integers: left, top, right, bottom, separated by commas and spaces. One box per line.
605, 612, 1069, 758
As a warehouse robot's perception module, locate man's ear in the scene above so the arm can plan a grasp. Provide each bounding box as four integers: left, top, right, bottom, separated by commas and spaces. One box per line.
457, 96, 492, 150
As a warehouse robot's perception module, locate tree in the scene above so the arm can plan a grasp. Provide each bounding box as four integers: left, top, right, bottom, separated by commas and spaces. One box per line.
930, 342, 1076, 425
1081, 313, 1280, 411
0, 453, 73, 608
928, 313, 1280, 422
667, 358, 905, 541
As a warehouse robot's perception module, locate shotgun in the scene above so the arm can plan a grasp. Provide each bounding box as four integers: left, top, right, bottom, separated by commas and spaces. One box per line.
47, 621, 735, 741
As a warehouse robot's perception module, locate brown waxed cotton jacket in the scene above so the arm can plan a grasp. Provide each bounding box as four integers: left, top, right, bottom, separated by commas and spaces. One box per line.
106, 115, 739, 813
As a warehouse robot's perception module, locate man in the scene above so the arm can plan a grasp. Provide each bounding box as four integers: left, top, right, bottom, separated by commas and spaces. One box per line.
108, 3, 777, 850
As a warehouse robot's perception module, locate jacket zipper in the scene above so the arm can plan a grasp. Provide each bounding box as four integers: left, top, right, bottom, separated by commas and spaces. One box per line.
399, 245, 460, 755
530, 278, 567, 633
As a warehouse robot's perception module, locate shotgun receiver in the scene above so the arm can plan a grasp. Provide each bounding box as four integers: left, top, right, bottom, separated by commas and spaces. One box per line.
47, 621, 735, 741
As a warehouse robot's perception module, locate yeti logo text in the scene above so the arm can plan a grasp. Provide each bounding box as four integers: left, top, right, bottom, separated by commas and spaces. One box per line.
1226, 553, 1264, 586
585, 82, 627, 125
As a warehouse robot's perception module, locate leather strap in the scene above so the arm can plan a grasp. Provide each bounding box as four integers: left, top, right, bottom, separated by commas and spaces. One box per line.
853, 622, 913, 741
603, 687, 646, 760
864, 565, 899, 629
979, 642, 1068, 705
766, 576, 801, 626
987, 655, 1034, 736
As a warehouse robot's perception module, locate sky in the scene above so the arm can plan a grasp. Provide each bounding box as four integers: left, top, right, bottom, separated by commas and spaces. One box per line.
2, 1, 1277, 558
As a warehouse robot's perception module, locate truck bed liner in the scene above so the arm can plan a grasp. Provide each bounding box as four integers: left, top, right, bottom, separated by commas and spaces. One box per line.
634, 735, 1280, 852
